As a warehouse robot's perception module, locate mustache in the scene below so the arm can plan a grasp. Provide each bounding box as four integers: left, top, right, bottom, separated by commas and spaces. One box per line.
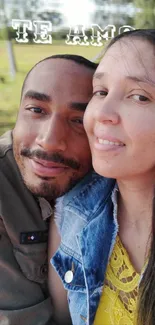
20, 148, 80, 170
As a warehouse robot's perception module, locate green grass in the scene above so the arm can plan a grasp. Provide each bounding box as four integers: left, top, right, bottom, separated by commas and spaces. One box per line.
0, 40, 101, 135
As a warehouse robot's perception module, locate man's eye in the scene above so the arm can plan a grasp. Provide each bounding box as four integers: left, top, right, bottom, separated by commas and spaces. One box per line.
71, 118, 83, 125
29, 107, 44, 114
130, 94, 150, 102
93, 90, 108, 97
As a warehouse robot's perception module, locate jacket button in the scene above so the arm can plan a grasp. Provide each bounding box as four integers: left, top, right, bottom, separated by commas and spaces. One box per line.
64, 270, 73, 283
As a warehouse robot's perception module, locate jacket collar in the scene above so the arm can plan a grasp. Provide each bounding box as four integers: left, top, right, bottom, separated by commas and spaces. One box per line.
55, 171, 116, 228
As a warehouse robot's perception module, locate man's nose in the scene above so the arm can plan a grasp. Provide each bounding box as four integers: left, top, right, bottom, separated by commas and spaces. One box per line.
36, 115, 67, 151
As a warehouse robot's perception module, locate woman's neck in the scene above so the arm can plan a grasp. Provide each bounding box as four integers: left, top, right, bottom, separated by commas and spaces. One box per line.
117, 176, 154, 226
116, 176, 154, 272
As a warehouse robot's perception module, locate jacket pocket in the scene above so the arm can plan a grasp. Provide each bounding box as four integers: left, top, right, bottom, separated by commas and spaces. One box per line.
52, 248, 86, 291
13, 244, 48, 284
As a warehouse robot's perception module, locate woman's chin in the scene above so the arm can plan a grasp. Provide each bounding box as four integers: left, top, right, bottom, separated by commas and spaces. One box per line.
92, 163, 123, 179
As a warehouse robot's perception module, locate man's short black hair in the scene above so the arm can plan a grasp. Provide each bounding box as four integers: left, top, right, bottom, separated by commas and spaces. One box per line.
21, 54, 98, 98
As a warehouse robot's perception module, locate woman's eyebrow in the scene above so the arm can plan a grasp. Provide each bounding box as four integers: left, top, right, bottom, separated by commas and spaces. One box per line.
126, 75, 155, 87
93, 73, 155, 88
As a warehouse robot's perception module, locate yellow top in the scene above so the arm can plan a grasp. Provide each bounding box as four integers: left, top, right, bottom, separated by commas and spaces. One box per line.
94, 235, 141, 325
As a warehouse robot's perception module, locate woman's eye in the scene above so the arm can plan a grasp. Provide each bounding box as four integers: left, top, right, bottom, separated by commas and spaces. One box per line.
130, 94, 150, 102
93, 90, 108, 97
29, 107, 44, 114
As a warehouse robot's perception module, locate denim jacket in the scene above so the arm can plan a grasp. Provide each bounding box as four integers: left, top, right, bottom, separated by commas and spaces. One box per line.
51, 172, 117, 325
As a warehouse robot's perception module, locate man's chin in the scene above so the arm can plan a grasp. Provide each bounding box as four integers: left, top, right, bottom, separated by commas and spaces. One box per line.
23, 178, 63, 199
21, 167, 86, 200
22, 174, 78, 200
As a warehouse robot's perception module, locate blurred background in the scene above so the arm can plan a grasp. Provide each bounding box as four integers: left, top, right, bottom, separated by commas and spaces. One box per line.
0, 0, 154, 135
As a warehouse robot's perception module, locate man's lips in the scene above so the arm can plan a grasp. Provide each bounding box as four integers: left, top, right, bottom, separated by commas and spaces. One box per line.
29, 158, 69, 177
33, 158, 69, 168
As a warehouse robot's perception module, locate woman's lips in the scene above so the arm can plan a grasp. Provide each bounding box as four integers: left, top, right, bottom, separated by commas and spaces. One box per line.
29, 158, 69, 177
93, 137, 125, 152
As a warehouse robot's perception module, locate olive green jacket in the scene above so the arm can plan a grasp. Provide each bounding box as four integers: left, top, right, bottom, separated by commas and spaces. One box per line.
0, 131, 55, 325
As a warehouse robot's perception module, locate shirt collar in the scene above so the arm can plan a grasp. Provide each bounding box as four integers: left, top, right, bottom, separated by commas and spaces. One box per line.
38, 197, 53, 221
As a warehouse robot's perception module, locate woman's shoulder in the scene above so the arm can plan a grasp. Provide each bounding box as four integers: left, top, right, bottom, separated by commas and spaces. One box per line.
63, 171, 116, 205
54, 171, 116, 232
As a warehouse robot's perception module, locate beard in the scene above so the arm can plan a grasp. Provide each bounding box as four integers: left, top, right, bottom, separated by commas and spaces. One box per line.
13, 141, 87, 201
23, 171, 83, 200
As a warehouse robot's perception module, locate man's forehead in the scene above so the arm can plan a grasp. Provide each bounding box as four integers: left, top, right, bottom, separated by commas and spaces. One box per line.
23, 58, 94, 96
30, 58, 93, 79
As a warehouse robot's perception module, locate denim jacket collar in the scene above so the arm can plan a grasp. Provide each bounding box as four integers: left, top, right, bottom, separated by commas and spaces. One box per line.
52, 172, 118, 325
55, 171, 116, 229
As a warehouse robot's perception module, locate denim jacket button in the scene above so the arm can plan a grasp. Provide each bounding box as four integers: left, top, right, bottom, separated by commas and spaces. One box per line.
64, 270, 73, 283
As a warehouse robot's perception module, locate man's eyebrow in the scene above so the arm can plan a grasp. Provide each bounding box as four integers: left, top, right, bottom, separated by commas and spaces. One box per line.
93, 72, 104, 81
69, 102, 88, 112
23, 90, 51, 102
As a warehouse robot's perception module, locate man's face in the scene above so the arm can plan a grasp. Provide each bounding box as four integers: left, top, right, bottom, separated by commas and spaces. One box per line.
13, 59, 93, 200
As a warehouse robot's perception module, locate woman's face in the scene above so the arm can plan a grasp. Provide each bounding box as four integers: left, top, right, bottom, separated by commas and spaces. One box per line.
84, 38, 155, 180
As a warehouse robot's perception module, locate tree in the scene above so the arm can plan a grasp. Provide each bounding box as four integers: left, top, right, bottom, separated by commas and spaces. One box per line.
92, 7, 134, 27
9, 0, 41, 20
92, 0, 132, 5
134, 0, 155, 28
0, 0, 17, 79
37, 10, 63, 26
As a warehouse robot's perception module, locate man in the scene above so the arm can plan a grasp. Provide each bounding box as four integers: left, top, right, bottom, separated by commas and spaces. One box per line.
0, 54, 97, 325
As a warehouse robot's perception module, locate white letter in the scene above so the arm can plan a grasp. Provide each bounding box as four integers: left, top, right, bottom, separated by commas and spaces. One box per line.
65, 25, 89, 46
119, 25, 135, 34
12, 19, 32, 43
91, 24, 116, 46
33, 20, 52, 44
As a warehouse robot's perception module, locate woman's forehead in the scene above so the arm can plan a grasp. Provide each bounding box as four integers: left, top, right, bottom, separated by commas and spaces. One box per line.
96, 38, 155, 79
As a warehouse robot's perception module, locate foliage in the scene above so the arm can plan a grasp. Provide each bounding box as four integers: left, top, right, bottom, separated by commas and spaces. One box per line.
37, 10, 64, 26
9, 0, 41, 20
92, 0, 132, 5
134, 0, 155, 28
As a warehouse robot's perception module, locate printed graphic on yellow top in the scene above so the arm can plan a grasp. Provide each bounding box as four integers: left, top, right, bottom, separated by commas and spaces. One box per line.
94, 235, 142, 325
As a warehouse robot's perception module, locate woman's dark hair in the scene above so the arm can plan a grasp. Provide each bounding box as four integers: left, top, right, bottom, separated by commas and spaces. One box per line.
106, 29, 155, 51
106, 29, 155, 325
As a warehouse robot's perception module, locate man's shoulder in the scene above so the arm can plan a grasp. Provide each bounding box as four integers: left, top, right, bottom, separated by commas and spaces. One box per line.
0, 130, 19, 181
0, 130, 13, 158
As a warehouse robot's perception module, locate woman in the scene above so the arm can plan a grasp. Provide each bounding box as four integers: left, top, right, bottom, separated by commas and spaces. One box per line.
51, 29, 155, 325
